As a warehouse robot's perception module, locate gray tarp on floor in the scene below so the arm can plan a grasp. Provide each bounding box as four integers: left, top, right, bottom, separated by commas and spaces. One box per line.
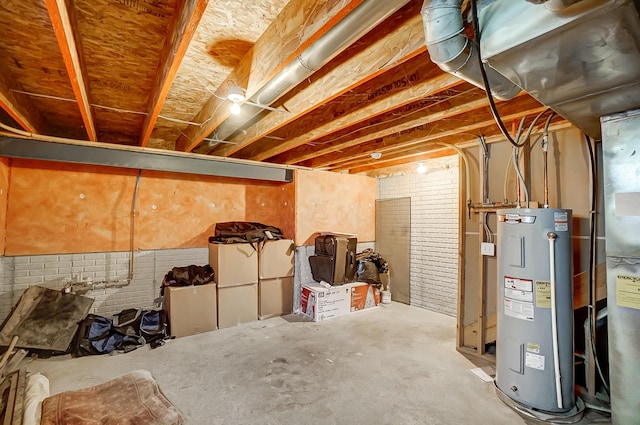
0, 286, 93, 352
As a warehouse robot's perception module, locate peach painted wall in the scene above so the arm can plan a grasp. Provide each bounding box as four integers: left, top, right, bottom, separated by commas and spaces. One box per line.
6, 160, 135, 255
3, 160, 290, 255
0, 157, 9, 254
3, 160, 375, 254
245, 182, 295, 240
295, 169, 376, 246
134, 171, 247, 249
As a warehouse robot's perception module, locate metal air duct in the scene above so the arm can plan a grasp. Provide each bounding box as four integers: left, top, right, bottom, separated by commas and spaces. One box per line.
601, 109, 640, 425
207, 0, 412, 146
477, 0, 640, 139
420, 0, 521, 101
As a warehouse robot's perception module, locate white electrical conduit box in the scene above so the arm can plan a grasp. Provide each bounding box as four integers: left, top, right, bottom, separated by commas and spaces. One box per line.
481, 242, 495, 256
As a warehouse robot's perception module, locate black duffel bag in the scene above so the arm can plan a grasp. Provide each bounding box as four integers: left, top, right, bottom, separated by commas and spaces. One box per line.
209, 221, 284, 244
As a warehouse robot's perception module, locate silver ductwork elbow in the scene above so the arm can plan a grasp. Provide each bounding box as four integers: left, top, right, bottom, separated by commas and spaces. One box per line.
421, 0, 521, 101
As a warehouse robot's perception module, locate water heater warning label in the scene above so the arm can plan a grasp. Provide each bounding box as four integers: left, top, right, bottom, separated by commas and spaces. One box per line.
554, 212, 568, 232
504, 298, 534, 321
525, 352, 545, 370
504, 277, 534, 321
505, 287, 533, 302
504, 277, 533, 292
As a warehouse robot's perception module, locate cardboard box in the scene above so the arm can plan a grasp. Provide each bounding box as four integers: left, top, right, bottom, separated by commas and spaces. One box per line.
218, 282, 258, 329
350, 282, 381, 311
259, 239, 295, 279
164, 283, 217, 338
300, 284, 351, 322
259, 277, 294, 320
209, 243, 258, 287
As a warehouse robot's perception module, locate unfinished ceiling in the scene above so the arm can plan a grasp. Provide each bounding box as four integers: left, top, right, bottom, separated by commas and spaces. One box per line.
0, 0, 572, 177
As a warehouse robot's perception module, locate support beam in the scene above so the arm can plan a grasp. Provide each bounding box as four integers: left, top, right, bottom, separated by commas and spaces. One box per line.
0, 135, 292, 182
212, 3, 426, 158
139, 0, 208, 147
45, 0, 96, 141
175, 0, 369, 153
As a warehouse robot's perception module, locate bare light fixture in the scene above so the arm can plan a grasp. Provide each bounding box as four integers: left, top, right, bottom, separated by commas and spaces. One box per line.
370, 152, 382, 159
227, 85, 245, 115
225, 84, 290, 116
417, 162, 427, 174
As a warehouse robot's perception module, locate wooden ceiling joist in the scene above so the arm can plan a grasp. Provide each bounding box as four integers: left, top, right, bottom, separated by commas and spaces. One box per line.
237, 53, 456, 162
175, 0, 370, 153
139, 0, 208, 147
280, 86, 489, 166
0, 78, 45, 133
329, 97, 551, 172
347, 119, 573, 174
303, 92, 532, 169
349, 146, 458, 174
210, 2, 426, 158
45, 0, 96, 141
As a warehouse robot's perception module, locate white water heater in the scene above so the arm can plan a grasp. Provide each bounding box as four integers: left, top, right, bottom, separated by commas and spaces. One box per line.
495, 208, 577, 417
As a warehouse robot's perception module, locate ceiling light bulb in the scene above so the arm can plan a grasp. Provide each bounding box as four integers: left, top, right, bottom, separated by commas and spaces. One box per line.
230, 102, 241, 115
417, 163, 427, 174
370, 152, 382, 160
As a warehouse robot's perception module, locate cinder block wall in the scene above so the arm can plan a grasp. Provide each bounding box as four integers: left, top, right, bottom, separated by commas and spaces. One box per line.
377, 156, 459, 316
0, 248, 208, 323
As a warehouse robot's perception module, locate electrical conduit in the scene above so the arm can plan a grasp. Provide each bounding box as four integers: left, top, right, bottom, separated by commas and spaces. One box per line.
129, 170, 142, 282
513, 146, 529, 207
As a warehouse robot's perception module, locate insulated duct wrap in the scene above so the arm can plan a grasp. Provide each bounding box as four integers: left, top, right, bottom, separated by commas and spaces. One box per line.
476, 0, 640, 138
421, 0, 521, 101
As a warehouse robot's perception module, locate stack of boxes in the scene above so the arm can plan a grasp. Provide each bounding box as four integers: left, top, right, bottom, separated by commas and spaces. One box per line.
209, 243, 259, 329
164, 282, 218, 338
258, 239, 295, 319
209, 239, 295, 329
165, 236, 377, 336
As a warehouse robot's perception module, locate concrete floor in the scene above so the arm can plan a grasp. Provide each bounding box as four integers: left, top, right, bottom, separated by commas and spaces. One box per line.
27, 302, 611, 425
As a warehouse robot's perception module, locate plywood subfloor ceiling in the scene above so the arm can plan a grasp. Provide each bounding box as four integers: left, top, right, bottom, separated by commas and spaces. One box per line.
0, 0, 568, 177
